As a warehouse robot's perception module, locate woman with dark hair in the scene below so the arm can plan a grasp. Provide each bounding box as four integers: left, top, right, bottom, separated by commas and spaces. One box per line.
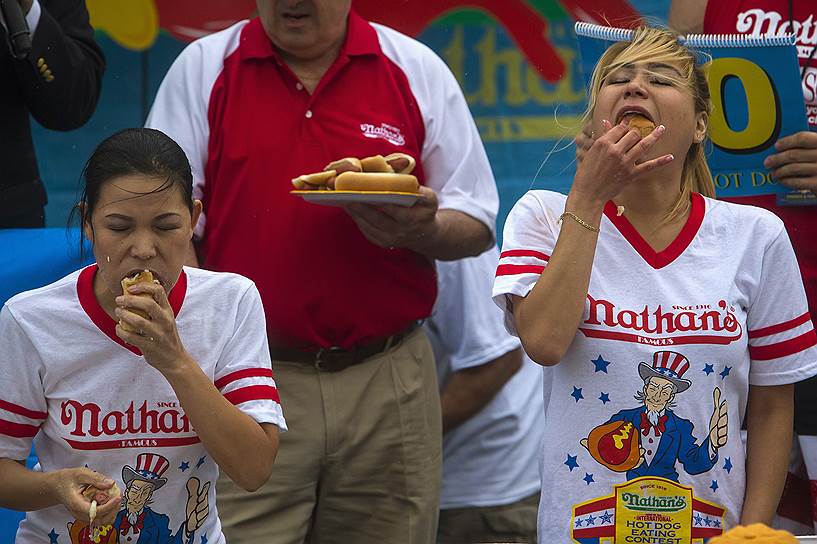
0, 128, 285, 544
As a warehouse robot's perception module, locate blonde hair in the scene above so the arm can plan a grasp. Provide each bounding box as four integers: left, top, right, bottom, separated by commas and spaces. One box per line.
584, 26, 714, 221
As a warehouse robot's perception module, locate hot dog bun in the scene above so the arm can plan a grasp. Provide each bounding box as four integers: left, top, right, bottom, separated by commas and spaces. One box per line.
334, 172, 419, 193
119, 270, 154, 332
383, 153, 416, 174
360, 155, 394, 173
292, 170, 337, 190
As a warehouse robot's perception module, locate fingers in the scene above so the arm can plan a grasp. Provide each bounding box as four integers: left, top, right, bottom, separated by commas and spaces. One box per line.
186, 476, 200, 495
114, 309, 151, 336
94, 493, 121, 527
774, 130, 817, 152
580, 438, 589, 450
631, 154, 675, 175
713, 387, 721, 410
769, 162, 817, 182
199, 481, 211, 499
123, 281, 170, 310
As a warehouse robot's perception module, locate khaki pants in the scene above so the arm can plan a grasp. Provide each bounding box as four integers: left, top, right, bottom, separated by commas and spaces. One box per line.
217, 328, 442, 544
436, 493, 539, 544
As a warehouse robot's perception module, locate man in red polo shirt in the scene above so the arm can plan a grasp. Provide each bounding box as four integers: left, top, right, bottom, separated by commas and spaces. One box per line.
670, 0, 817, 533
145, 1, 498, 542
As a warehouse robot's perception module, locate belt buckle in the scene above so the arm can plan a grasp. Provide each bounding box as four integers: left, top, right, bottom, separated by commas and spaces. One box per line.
315, 346, 345, 371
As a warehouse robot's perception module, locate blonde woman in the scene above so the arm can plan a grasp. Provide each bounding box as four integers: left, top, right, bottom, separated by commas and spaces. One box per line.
493, 27, 817, 541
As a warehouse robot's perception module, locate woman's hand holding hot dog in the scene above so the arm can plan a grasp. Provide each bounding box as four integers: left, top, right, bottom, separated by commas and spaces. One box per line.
344, 185, 440, 252
570, 119, 673, 207
115, 281, 191, 373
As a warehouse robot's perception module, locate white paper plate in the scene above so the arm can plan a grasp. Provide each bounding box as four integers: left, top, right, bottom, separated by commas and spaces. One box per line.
291, 190, 419, 207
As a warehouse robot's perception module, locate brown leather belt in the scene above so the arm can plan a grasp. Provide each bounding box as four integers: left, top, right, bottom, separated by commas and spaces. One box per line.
269, 321, 421, 372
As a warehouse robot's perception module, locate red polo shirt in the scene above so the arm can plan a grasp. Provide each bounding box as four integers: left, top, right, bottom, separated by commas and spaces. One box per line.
147, 13, 498, 349
704, 0, 817, 325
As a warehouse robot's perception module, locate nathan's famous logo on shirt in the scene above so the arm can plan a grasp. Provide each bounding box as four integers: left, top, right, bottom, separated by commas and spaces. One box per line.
60, 400, 200, 450
580, 296, 742, 346
571, 477, 725, 544
620, 492, 686, 512
359, 122, 405, 146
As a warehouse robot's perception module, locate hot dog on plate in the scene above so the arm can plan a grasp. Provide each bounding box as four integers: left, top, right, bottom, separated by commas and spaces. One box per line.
292, 153, 419, 193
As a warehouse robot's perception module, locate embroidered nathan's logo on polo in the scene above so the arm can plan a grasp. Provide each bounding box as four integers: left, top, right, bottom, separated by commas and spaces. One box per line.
621, 492, 687, 512
59, 400, 200, 450
360, 122, 405, 146
579, 296, 743, 346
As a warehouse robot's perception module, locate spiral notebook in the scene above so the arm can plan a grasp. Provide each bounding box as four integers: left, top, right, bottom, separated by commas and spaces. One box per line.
575, 22, 813, 205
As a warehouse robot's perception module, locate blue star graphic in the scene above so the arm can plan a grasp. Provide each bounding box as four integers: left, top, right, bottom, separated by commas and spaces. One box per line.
723, 458, 733, 474
703, 364, 715, 376
710, 480, 719, 492
179, 461, 190, 472
600, 511, 613, 524
571, 386, 584, 402
720, 366, 732, 380
575, 517, 584, 528
48, 529, 59, 544
585, 514, 597, 526
714, 519, 721, 528
591, 355, 611, 373
201, 536, 208, 544
564, 454, 579, 472
599, 392, 610, 404
694, 514, 703, 526
583, 473, 595, 485
704, 517, 712, 527
196, 456, 206, 469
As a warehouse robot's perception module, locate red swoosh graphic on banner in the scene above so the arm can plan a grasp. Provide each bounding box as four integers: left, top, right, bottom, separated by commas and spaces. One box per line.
353, 0, 641, 83
154, 0, 256, 42
63, 436, 201, 450
579, 328, 744, 345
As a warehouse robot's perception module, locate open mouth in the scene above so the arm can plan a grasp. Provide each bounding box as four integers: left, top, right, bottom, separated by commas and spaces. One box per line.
124, 268, 163, 287
615, 107, 654, 125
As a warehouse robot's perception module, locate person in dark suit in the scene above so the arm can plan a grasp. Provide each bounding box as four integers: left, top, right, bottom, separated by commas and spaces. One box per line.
0, 0, 104, 228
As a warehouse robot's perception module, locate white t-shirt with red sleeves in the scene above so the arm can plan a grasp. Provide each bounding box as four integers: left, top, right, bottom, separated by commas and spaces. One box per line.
0, 265, 286, 544
493, 190, 817, 543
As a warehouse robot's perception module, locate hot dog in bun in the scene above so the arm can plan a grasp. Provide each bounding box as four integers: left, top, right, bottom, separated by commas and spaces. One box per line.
292, 152, 420, 193
119, 270, 154, 333
292, 170, 337, 190
334, 172, 419, 193
359, 155, 394, 173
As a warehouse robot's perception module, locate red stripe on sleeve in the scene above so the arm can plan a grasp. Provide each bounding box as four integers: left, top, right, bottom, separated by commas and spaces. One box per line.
750, 330, 817, 361
495, 264, 545, 277
215, 368, 274, 390
223, 385, 280, 405
499, 249, 550, 262
0, 418, 39, 439
0, 399, 47, 421
748, 312, 813, 339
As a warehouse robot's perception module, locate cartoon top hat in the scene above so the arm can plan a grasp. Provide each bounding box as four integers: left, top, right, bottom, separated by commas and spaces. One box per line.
638, 351, 692, 393
122, 453, 169, 490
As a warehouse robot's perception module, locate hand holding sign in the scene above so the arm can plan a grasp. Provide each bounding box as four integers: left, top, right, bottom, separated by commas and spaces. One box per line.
764, 131, 817, 192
